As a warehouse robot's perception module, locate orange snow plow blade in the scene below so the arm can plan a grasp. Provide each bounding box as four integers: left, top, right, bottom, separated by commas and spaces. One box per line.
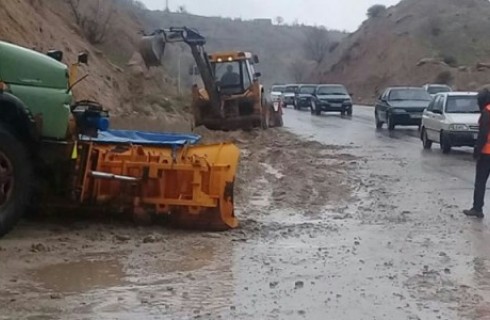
76, 142, 240, 231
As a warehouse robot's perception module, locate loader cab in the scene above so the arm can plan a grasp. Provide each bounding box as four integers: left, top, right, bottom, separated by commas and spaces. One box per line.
210, 52, 259, 96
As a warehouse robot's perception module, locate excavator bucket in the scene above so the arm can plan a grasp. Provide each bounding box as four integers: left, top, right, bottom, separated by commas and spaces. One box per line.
139, 33, 166, 68
76, 130, 240, 231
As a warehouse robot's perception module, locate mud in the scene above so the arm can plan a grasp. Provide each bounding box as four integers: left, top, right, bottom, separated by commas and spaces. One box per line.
1, 107, 490, 319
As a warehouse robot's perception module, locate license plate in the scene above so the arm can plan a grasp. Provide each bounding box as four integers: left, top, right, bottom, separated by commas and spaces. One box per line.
411, 114, 422, 119
331, 103, 342, 107
474, 133, 478, 139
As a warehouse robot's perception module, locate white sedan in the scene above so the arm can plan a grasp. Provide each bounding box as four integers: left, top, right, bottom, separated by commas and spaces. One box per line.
420, 92, 480, 154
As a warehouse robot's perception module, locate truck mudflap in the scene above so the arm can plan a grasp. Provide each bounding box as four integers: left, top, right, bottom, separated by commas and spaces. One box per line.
75, 134, 240, 231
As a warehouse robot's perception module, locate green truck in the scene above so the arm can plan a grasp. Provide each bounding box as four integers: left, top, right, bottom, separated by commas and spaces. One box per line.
0, 40, 108, 236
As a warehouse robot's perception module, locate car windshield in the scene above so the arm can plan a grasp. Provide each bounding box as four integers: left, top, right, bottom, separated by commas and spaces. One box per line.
285, 86, 298, 93
299, 86, 316, 94
271, 86, 285, 93
316, 85, 348, 95
389, 89, 431, 101
446, 96, 479, 113
428, 86, 451, 95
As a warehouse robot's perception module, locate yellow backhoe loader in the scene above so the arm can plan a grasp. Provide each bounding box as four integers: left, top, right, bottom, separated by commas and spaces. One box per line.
139, 27, 283, 131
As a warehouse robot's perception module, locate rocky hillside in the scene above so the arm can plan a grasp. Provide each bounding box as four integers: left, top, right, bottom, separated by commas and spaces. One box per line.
0, 0, 187, 123
141, 11, 346, 88
0, 0, 346, 120
321, 0, 490, 104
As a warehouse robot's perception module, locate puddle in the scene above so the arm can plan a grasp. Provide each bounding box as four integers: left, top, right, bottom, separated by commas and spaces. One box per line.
262, 163, 284, 179
32, 259, 125, 293
156, 247, 215, 273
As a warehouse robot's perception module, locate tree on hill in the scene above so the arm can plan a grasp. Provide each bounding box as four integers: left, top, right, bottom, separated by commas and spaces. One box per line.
303, 27, 331, 65
290, 59, 313, 82
275, 16, 284, 25
367, 4, 386, 19
177, 5, 188, 14
66, 0, 115, 44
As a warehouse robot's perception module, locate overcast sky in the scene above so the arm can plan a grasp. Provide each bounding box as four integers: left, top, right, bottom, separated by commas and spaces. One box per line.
141, 0, 401, 31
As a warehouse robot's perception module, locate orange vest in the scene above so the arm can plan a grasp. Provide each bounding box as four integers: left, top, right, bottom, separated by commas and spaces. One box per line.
481, 105, 490, 154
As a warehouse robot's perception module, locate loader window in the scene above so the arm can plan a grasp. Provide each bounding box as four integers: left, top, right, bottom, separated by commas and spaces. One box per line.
214, 61, 249, 95
243, 60, 253, 89
217, 62, 241, 87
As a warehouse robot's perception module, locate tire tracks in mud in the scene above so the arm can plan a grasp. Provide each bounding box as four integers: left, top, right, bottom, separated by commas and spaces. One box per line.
196, 127, 360, 221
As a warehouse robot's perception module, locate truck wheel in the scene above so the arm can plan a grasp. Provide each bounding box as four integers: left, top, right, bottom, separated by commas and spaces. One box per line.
0, 125, 32, 237
347, 107, 353, 116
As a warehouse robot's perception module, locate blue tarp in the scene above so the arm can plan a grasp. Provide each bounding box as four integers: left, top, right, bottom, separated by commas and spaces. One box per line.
81, 129, 201, 147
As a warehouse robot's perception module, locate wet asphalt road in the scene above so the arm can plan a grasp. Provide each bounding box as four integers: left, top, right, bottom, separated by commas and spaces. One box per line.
3, 105, 490, 320
278, 105, 490, 319
284, 104, 479, 189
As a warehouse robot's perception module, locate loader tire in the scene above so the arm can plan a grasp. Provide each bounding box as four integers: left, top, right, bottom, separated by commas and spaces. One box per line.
261, 111, 270, 129
0, 125, 32, 238
260, 98, 270, 130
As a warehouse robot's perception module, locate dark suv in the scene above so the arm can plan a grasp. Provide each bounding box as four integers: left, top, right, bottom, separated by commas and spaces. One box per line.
294, 84, 317, 110
375, 87, 432, 131
311, 84, 353, 115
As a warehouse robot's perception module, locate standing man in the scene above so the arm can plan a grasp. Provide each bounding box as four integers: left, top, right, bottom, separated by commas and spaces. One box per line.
464, 88, 490, 218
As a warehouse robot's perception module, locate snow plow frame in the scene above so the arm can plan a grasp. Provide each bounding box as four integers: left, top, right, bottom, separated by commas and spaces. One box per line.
73, 140, 240, 231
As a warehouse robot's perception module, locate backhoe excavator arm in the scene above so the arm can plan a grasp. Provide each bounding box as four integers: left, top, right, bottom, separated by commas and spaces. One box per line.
138, 27, 222, 117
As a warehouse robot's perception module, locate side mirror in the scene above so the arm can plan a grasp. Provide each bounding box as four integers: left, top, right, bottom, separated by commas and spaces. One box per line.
433, 109, 442, 114
253, 55, 260, 64
47, 50, 63, 62
349, 92, 354, 97
78, 52, 89, 64
254, 72, 262, 78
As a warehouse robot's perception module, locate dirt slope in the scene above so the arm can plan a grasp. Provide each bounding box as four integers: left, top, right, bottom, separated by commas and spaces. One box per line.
321, 0, 490, 103
0, 0, 184, 121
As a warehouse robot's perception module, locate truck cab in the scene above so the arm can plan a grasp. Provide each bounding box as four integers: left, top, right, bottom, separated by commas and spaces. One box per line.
0, 41, 73, 140
0, 40, 108, 237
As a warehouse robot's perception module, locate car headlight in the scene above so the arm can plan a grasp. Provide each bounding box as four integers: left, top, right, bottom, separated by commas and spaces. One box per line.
449, 124, 469, 131
343, 99, 352, 105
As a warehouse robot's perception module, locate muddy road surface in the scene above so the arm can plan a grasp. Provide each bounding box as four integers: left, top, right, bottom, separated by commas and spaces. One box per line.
1, 106, 490, 320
